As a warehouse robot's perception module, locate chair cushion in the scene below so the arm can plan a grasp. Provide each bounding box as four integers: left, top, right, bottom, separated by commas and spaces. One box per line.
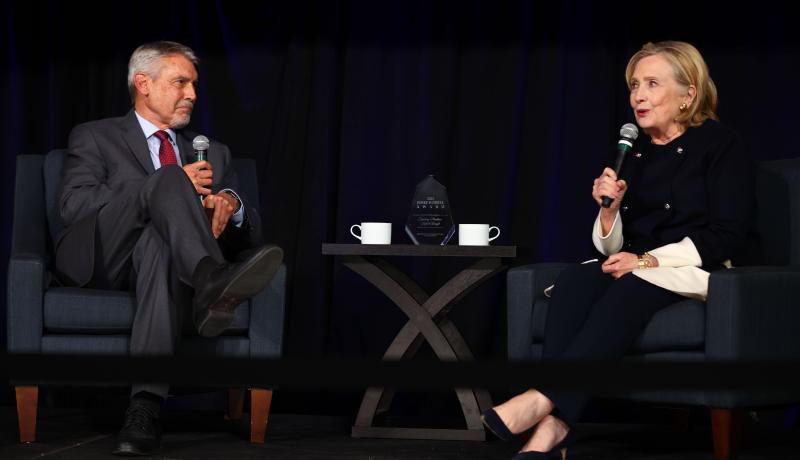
631, 300, 705, 352
531, 298, 705, 353
44, 287, 249, 335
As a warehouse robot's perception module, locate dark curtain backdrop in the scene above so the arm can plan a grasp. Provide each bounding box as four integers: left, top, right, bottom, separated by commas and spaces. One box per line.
2, 1, 799, 415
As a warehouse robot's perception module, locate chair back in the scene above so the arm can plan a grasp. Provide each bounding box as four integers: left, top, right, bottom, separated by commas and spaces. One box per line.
43, 150, 67, 245
232, 157, 260, 210
753, 158, 800, 266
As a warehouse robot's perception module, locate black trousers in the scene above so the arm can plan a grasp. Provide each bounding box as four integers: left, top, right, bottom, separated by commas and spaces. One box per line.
93, 166, 225, 398
539, 262, 684, 426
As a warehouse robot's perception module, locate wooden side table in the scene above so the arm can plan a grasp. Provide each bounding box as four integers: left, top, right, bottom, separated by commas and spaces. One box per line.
322, 243, 516, 441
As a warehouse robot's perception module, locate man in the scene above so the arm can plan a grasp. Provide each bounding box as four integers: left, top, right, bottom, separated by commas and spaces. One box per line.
55, 41, 282, 456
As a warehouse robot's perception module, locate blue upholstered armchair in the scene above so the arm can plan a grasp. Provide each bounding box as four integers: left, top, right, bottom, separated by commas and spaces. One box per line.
7, 150, 286, 444
506, 158, 800, 460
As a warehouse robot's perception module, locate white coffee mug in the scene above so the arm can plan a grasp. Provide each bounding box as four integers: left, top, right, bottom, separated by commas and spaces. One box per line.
458, 224, 500, 246
350, 222, 392, 244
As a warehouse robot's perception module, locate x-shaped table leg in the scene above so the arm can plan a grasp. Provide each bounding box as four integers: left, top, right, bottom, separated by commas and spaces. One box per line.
344, 255, 505, 440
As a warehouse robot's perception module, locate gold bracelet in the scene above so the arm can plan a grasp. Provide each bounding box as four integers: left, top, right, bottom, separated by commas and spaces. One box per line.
637, 253, 652, 269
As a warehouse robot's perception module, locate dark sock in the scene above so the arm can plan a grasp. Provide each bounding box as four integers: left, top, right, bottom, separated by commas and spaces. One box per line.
192, 256, 219, 289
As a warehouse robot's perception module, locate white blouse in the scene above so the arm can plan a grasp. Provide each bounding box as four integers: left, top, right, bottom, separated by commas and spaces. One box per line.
591, 210, 719, 300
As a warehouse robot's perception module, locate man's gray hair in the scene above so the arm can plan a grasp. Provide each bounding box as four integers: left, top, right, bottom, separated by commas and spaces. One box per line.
127, 41, 199, 103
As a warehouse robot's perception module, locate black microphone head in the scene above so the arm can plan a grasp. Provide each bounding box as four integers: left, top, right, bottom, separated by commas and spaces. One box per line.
192, 135, 210, 151
620, 123, 639, 141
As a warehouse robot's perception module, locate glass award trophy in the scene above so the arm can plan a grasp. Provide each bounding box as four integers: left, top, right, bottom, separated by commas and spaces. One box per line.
404, 175, 455, 245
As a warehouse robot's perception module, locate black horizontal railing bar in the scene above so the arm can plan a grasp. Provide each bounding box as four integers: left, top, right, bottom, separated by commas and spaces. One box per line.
3, 354, 800, 394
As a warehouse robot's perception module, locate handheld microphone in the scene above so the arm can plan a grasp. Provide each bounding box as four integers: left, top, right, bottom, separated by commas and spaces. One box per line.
192, 135, 209, 162
601, 123, 639, 208
192, 135, 210, 202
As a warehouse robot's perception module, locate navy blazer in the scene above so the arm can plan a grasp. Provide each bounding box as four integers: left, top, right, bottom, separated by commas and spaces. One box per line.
55, 110, 262, 287
615, 119, 755, 270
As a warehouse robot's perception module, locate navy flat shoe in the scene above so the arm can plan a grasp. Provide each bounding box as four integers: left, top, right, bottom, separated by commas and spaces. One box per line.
509, 430, 574, 460
509, 452, 549, 460
480, 408, 515, 441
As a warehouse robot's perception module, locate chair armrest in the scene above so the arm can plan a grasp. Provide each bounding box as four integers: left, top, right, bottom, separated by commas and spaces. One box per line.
507, 263, 569, 360
7, 255, 47, 353
11, 155, 48, 259
8, 155, 48, 353
706, 266, 800, 360
248, 264, 287, 358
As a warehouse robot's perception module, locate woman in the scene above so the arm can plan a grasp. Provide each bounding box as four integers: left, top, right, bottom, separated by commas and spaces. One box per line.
483, 41, 755, 459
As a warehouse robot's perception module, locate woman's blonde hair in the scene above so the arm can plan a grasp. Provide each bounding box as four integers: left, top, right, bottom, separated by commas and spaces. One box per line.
625, 41, 718, 127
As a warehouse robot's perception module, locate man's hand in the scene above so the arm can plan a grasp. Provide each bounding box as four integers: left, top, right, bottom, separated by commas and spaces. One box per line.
183, 160, 213, 195
203, 192, 238, 238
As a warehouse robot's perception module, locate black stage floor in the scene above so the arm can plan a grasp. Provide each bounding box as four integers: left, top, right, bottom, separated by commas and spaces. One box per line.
2, 391, 799, 459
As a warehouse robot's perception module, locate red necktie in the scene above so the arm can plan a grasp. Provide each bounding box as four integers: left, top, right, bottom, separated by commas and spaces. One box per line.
154, 130, 178, 167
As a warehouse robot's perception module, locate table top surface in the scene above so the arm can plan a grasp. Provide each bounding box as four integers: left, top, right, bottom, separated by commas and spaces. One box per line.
321, 243, 516, 257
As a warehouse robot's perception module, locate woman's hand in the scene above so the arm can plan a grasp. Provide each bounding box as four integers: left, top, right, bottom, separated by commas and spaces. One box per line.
602, 252, 659, 278
592, 167, 627, 211
602, 252, 639, 278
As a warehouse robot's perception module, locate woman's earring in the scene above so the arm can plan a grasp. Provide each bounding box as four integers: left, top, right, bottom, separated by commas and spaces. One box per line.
679, 102, 688, 112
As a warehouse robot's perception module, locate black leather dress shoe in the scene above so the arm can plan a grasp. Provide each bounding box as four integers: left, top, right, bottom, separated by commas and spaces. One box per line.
193, 245, 283, 337
112, 398, 162, 456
